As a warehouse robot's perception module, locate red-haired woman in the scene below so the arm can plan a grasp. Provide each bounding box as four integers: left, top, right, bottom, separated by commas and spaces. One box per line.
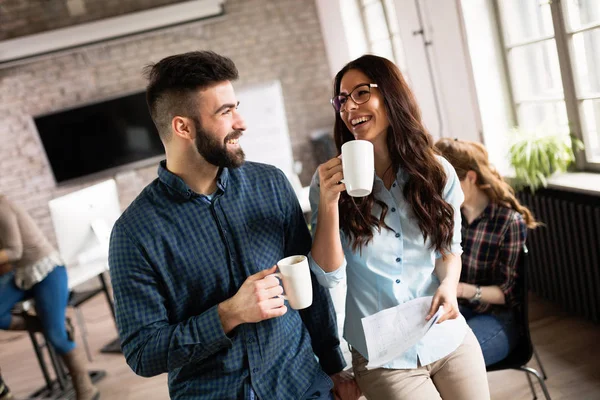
435, 138, 538, 366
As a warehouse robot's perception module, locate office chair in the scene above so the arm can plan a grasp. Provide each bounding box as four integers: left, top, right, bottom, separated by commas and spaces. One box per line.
486, 245, 550, 400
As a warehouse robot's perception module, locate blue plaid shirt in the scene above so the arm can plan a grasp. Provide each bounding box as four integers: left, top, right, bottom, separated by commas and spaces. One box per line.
109, 161, 345, 400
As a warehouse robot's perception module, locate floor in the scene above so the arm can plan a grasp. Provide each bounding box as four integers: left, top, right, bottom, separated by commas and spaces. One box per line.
1, 286, 599, 400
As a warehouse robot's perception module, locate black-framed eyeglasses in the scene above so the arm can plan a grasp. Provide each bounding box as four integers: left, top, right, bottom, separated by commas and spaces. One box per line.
330, 83, 378, 112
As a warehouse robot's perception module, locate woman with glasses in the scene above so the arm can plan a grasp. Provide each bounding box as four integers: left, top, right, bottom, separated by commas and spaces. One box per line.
434, 138, 538, 366
308, 55, 490, 400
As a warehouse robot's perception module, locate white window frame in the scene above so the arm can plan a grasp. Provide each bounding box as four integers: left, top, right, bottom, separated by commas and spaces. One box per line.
357, 0, 406, 72
494, 0, 600, 172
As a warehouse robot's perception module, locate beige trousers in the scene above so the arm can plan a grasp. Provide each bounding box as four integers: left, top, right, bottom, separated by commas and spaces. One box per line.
352, 329, 490, 400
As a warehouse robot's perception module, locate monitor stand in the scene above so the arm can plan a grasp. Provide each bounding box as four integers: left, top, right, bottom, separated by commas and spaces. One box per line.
77, 220, 122, 355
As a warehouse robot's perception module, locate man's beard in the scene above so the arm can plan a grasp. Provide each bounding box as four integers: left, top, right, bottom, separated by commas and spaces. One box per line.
194, 119, 245, 169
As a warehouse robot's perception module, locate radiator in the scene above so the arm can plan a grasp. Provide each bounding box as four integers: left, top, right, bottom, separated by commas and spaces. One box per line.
517, 187, 600, 323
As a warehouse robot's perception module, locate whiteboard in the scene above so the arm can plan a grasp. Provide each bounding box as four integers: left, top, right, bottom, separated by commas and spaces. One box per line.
235, 81, 295, 179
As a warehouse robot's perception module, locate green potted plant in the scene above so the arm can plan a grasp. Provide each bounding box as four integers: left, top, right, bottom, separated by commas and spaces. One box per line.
508, 126, 584, 192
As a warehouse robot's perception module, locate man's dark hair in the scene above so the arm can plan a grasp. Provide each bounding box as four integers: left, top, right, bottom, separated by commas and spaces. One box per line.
144, 51, 238, 140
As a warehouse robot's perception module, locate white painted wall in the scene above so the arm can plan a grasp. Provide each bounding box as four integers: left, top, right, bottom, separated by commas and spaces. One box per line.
315, 0, 367, 78
315, 0, 484, 143
392, 0, 481, 142
461, 0, 514, 174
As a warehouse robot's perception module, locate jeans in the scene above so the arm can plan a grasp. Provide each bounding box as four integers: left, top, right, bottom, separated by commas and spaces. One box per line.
0, 266, 75, 354
244, 371, 334, 400
459, 305, 518, 366
302, 369, 334, 400
248, 368, 334, 400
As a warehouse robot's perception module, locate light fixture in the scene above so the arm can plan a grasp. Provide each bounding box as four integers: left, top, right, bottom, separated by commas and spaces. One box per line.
0, 0, 225, 67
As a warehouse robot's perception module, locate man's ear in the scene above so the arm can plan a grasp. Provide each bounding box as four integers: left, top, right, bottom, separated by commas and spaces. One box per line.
172, 116, 194, 140
466, 170, 477, 184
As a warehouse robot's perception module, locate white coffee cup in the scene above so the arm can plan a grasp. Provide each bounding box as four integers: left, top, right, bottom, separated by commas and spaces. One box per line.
341, 140, 375, 197
270, 255, 313, 310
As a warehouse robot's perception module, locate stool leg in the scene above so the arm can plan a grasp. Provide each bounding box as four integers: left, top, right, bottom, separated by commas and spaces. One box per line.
44, 334, 68, 391
525, 371, 537, 400
533, 346, 548, 380
75, 308, 93, 362
27, 330, 53, 392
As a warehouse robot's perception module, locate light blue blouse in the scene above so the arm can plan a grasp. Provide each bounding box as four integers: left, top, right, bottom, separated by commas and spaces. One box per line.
309, 155, 469, 369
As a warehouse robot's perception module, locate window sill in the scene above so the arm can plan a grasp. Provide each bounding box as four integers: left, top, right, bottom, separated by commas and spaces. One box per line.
546, 172, 600, 196
504, 171, 600, 196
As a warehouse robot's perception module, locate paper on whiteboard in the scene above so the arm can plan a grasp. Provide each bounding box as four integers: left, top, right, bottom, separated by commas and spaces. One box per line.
361, 296, 444, 368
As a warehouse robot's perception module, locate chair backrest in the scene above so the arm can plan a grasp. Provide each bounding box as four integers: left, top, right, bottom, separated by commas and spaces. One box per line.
486, 244, 534, 371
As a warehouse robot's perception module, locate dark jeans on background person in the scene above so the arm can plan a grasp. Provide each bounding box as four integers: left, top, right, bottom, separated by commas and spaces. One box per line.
459, 305, 519, 366
248, 368, 334, 400
0, 266, 75, 354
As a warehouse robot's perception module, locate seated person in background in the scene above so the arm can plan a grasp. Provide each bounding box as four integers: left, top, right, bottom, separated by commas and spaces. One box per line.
108, 51, 355, 400
0, 195, 99, 400
435, 138, 539, 366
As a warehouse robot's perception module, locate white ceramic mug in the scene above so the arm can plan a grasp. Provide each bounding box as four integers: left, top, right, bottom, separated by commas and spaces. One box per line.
341, 140, 375, 197
270, 255, 313, 310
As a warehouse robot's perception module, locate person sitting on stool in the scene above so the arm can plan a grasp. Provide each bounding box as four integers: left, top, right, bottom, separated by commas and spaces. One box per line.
0, 194, 99, 400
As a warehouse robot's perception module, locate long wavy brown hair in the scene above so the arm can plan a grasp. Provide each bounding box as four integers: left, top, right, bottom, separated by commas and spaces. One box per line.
434, 138, 539, 229
333, 55, 455, 254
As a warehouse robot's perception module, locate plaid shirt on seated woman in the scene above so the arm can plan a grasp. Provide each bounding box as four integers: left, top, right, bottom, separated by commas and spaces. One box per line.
460, 201, 527, 314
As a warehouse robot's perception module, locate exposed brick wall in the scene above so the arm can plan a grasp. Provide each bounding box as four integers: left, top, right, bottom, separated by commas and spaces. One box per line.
0, 0, 334, 246
0, 0, 187, 40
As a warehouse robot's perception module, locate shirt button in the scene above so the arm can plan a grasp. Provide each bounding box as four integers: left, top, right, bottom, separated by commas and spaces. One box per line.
253, 368, 259, 373
393, 183, 397, 187
391, 207, 396, 212
395, 233, 400, 238
396, 257, 401, 263
247, 337, 254, 343
396, 279, 401, 284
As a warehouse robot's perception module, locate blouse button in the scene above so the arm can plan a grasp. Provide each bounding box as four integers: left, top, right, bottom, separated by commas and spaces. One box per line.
393, 183, 397, 187
391, 207, 396, 212
395, 233, 400, 238
396, 279, 401, 284
395, 257, 401, 263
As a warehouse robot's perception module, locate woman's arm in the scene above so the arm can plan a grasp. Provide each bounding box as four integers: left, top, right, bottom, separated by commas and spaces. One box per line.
427, 253, 462, 323
0, 201, 24, 264
460, 214, 526, 306
426, 157, 464, 323
310, 158, 346, 272
0, 262, 14, 275
457, 283, 506, 304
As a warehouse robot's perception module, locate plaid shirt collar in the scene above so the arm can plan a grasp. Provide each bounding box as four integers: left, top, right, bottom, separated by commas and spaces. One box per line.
462, 200, 499, 228
157, 160, 229, 200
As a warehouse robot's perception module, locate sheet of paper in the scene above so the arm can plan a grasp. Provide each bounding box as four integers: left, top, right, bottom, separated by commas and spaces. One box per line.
361, 296, 444, 368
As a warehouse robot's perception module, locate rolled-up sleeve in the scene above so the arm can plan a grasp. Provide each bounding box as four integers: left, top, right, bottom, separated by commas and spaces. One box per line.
436, 156, 464, 258
307, 171, 346, 288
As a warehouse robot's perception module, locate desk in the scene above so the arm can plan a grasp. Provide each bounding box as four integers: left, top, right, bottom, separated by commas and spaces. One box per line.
67, 259, 110, 289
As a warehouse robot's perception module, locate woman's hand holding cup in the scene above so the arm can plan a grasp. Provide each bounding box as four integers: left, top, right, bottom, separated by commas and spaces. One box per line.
317, 157, 346, 207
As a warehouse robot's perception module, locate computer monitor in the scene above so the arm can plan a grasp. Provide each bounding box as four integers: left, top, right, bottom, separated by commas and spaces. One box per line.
49, 179, 121, 265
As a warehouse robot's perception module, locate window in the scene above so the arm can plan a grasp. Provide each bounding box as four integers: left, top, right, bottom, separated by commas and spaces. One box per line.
564, 0, 600, 166
358, 0, 407, 72
496, 0, 600, 170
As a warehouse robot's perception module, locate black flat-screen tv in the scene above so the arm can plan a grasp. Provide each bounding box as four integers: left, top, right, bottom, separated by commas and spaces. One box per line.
34, 91, 164, 184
